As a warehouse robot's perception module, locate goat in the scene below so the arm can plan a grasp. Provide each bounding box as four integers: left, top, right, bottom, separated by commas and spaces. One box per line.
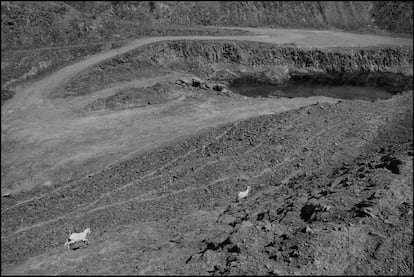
237, 186, 251, 201
2, 192, 11, 198
64, 228, 91, 250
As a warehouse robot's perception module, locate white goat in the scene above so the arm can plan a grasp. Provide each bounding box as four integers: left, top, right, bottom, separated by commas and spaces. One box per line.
64, 228, 91, 250
237, 186, 251, 201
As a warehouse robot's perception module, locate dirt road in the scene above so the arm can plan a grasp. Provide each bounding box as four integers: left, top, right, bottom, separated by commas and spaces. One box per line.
2, 92, 412, 275
2, 28, 412, 195
4, 29, 411, 115
1, 26, 413, 274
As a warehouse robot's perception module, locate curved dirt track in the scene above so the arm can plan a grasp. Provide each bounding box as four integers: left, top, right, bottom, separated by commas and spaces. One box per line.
2, 92, 412, 275
2, 28, 412, 194
4, 29, 412, 117
1, 28, 413, 275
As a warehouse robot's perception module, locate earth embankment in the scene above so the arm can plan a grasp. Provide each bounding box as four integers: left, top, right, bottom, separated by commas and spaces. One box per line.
1, 29, 413, 275
60, 40, 413, 98
2, 91, 412, 275
2, 1, 412, 51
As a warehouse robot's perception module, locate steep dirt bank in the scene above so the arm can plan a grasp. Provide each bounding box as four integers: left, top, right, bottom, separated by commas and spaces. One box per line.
370, 1, 413, 34
2, 1, 412, 51
1, 25, 412, 275
60, 40, 413, 98
1, 43, 109, 103
0, 1, 248, 51
65, 1, 374, 29
2, 32, 412, 200
68, 1, 406, 36
2, 92, 412, 275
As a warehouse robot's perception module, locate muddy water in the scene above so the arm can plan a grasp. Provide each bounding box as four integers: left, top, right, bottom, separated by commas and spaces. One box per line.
230, 73, 412, 101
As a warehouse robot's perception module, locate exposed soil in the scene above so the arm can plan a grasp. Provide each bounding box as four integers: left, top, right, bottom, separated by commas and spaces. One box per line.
0, 32, 250, 105
82, 82, 218, 112
57, 39, 413, 99
1, 23, 413, 275
2, 1, 412, 52
2, 43, 112, 90
1, 1, 251, 51
3, 29, 411, 197
2, 92, 412, 275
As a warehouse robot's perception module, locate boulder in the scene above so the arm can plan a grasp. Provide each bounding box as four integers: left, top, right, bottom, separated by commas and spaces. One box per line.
212, 83, 227, 91
176, 77, 192, 85
191, 77, 203, 87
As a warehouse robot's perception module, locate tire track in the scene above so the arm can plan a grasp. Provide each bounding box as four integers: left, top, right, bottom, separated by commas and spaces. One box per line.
53, 121, 240, 214
3, 29, 394, 207
5, 117, 352, 237
10, 176, 232, 236
1, 121, 239, 213
2, 121, 240, 232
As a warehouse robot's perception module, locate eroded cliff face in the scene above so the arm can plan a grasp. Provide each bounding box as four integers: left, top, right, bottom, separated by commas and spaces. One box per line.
370, 1, 413, 34
64, 1, 373, 29
150, 41, 413, 72
61, 40, 413, 98
65, 1, 412, 33
0, 1, 247, 51
1, 1, 413, 51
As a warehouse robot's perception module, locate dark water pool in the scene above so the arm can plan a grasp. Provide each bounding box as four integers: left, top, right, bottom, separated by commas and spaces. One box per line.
229, 72, 413, 101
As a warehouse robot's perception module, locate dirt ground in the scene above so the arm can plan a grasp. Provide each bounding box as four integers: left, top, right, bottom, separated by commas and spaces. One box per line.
1, 28, 413, 275
2, 28, 412, 194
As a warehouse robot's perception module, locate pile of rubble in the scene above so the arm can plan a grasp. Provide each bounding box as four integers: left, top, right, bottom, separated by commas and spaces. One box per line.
176, 77, 233, 96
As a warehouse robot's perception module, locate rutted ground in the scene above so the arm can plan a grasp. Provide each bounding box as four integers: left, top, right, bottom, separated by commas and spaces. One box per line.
1, 27, 252, 102
4, 29, 411, 195
1, 28, 413, 275
2, 92, 412, 275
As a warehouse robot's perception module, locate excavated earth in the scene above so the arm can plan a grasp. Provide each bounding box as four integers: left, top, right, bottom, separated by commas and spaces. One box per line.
2, 92, 413, 275
1, 29, 413, 275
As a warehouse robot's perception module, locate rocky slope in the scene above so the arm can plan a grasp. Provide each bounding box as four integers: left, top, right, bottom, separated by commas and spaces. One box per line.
1, 2, 412, 275
0, 1, 247, 51
370, 1, 413, 34
2, 1, 413, 51
2, 1, 412, 105
60, 40, 413, 98
61, 1, 414, 35
2, 91, 412, 275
